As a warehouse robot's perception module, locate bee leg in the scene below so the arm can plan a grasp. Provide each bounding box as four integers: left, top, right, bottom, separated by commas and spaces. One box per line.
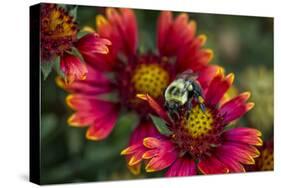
168, 110, 180, 121
186, 99, 193, 113
199, 103, 206, 113
194, 94, 206, 113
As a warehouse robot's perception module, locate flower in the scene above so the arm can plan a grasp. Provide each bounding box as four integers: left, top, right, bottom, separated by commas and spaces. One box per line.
41, 4, 78, 61
40, 4, 111, 83
121, 71, 263, 176
57, 8, 217, 141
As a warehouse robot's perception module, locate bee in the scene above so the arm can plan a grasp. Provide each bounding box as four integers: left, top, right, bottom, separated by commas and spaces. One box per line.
164, 70, 205, 119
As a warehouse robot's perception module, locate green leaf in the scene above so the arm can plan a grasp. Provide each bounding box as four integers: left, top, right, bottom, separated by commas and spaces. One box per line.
77, 30, 89, 38
67, 47, 84, 62
52, 56, 65, 78
41, 57, 60, 80
150, 114, 173, 136
41, 62, 54, 80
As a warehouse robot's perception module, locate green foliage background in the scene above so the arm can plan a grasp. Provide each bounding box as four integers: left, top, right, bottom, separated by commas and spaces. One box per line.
41, 4, 273, 184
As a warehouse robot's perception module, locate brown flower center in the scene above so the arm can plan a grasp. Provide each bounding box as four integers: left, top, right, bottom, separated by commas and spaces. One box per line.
131, 64, 169, 98
259, 148, 274, 171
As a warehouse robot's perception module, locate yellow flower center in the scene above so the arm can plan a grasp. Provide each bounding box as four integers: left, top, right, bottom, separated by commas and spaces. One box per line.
259, 149, 274, 171
131, 64, 169, 98
181, 105, 214, 138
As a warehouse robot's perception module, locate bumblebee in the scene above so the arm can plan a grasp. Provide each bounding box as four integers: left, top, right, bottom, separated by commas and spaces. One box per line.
164, 70, 205, 119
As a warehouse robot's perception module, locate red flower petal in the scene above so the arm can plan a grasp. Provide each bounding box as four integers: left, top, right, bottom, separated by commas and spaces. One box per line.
143, 137, 161, 149
205, 72, 234, 106
60, 53, 88, 84
219, 92, 254, 124
165, 157, 196, 177
223, 128, 263, 146
129, 121, 159, 146
56, 65, 112, 94
214, 150, 246, 173
86, 109, 118, 140
68, 111, 96, 127
137, 94, 169, 121
217, 142, 258, 165
158, 12, 197, 58
197, 65, 222, 90
198, 156, 229, 174
121, 121, 159, 174
157, 11, 172, 56
97, 8, 138, 58
142, 138, 177, 172
76, 33, 111, 55
65, 94, 118, 140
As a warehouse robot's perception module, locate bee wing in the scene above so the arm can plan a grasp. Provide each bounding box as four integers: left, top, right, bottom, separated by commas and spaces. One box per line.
177, 69, 198, 80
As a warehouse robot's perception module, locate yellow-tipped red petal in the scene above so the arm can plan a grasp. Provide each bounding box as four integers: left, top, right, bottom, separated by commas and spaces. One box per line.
96, 15, 108, 28
198, 34, 207, 46
127, 164, 141, 175
226, 73, 235, 85
240, 92, 251, 101
66, 95, 75, 109
143, 137, 161, 149
246, 102, 255, 111
204, 49, 214, 62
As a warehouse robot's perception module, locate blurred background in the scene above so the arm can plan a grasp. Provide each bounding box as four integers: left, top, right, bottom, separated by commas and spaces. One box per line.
41, 4, 273, 184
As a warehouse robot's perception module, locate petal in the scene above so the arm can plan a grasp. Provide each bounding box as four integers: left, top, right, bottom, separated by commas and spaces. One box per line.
221, 103, 254, 124
137, 94, 169, 121
121, 144, 143, 155
145, 152, 177, 172
217, 142, 258, 165
68, 111, 96, 127
142, 138, 178, 173
56, 65, 112, 94
215, 151, 246, 173
121, 121, 160, 175
142, 149, 159, 159
219, 92, 254, 123
165, 157, 196, 177
129, 120, 159, 145
197, 65, 222, 90
205, 72, 234, 106
157, 11, 172, 55
98, 8, 138, 57
223, 128, 263, 146
158, 12, 197, 57
198, 156, 229, 174
127, 163, 141, 175
120, 8, 138, 55
86, 109, 118, 140
76, 33, 111, 55
176, 36, 213, 72
66, 94, 116, 112
60, 53, 88, 84
143, 137, 161, 149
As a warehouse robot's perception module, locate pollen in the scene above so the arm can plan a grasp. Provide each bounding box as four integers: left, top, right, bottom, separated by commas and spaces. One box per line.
182, 105, 214, 138
131, 64, 169, 98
